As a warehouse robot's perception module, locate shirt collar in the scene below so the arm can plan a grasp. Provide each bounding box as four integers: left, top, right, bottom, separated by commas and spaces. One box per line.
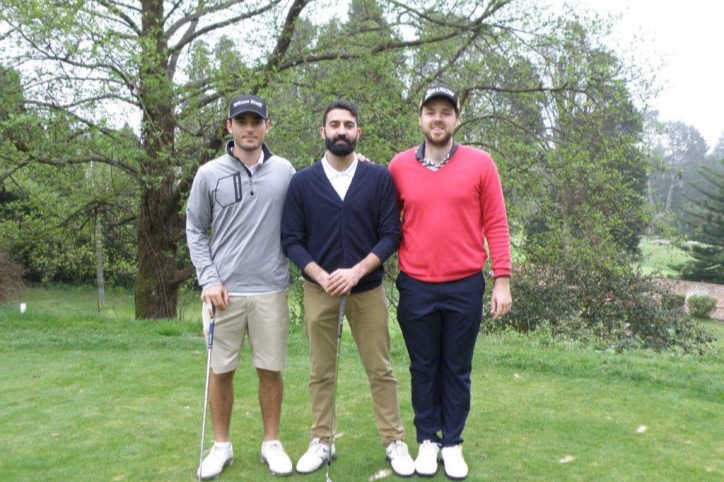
321, 154, 358, 179
415, 141, 459, 165
225, 139, 272, 166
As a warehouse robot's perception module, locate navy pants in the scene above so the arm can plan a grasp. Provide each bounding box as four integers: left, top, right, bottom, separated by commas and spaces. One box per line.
396, 271, 484, 447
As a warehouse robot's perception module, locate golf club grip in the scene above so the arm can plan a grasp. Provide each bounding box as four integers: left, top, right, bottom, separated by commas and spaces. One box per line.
336, 296, 346, 338
207, 304, 216, 349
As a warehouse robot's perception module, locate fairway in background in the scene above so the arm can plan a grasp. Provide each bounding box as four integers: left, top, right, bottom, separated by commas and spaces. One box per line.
638, 237, 692, 277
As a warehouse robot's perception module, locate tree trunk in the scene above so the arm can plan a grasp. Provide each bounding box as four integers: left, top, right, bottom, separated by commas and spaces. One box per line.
134, 0, 183, 319
134, 181, 182, 319
665, 174, 676, 213
95, 216, 105, 308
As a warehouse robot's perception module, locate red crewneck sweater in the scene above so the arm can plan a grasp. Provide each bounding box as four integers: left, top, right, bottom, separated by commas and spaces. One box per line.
389, 143, 511, 282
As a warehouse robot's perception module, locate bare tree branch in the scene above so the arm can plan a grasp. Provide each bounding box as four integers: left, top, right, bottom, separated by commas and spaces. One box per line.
167, 0, 282, 55
95, 0, 142, 36
261, 0, 310, 85
35, 155, 140, 177
0, 161, 31, 183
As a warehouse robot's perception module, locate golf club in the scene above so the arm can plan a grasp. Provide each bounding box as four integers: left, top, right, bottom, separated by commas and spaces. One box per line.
325, 295, 346, 482
198, 304, 215, 482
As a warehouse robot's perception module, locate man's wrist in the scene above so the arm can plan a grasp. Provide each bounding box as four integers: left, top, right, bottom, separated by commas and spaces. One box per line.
493, 276, 510, 286
353, 264, 365, 280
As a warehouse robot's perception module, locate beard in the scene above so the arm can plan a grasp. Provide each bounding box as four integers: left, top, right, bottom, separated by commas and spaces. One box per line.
424, 128, 453, 148
325, 134, 357, 156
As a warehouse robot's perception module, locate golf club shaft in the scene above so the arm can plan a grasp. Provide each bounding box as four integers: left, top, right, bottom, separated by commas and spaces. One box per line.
198, 305, 215, 482
326, 295, 346, 482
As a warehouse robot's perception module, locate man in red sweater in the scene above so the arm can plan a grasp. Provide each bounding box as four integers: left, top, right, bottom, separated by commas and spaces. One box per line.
388, 83, 513, 480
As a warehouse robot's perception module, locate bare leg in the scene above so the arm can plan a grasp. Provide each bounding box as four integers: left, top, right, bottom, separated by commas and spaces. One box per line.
210, 370, 235, 442
257, 368, 283, 441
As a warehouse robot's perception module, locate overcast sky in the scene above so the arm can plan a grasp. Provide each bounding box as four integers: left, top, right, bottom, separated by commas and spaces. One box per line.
554, 0, 724, 150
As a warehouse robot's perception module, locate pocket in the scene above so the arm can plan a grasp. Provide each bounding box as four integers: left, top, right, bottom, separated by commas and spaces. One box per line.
214, 173, 243, 208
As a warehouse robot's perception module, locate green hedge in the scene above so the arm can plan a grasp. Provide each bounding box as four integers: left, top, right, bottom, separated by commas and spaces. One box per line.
661, 292, 686, 311
687, 295, 717, 319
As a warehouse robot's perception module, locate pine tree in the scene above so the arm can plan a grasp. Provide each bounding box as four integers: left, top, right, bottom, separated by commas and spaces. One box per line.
679, 158, 724, 284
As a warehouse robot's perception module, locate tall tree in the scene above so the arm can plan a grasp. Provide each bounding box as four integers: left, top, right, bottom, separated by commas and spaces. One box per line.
1, 0, 529, 318
679, 158, 724, 284
710, 134, 724, 162
508, 18, 648, 254
647, 120, 709, 231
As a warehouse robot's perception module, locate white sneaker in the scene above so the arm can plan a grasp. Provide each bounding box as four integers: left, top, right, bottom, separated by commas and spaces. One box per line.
261, 440, 293, 476
197, 442, 234, 480
415, 440, 439, 477
386, 440, 415, 477
295, 438, 336, 474
441, 445, 468, 480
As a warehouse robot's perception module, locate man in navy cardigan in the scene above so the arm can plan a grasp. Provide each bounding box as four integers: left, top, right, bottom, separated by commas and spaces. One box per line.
281, 99, 414, 477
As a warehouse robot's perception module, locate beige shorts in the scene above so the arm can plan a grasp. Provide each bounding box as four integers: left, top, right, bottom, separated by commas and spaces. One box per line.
201, 291, 289, 374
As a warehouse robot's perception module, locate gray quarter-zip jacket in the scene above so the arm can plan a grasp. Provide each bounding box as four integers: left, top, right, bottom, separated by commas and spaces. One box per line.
186, 141, 296, 293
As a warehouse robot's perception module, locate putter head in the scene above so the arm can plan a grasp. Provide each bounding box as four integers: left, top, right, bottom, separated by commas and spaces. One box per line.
326, 475, 334, 482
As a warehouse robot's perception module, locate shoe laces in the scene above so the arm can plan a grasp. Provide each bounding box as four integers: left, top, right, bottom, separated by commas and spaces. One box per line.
263, 441, 284, 456
443, 445, 463, 458
309, 438, 331, 455
206, 443, 231, 460
213, 443, 229, 453
420, 440, 439, 454
387, 440, 410, 458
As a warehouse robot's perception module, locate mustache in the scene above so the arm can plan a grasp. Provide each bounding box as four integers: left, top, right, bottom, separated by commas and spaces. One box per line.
333, 134, 351, 143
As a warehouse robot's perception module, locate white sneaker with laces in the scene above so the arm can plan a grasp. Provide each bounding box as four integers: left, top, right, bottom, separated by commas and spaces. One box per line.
441, 445, 468, 480
261, 440, 293, 476
415, 440, 440, 477
386, 440, 415, 477
295, 438, 336, 474
197, 442, 234, 480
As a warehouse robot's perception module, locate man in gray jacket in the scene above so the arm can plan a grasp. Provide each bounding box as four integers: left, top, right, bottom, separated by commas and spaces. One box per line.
186, 94, 296, 479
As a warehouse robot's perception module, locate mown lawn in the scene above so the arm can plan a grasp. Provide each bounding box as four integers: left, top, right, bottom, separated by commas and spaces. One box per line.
0, 286, 722, 481
638, 237, 693, 277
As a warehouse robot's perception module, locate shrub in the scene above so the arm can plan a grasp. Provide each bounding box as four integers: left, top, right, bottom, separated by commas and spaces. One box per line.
661, 292, 686, 311
687, 295, 717, 319
484, 233, 716, 354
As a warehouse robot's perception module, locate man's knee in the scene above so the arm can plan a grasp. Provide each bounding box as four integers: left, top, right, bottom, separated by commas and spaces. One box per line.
256, 368, 282, 384
212, 370, 235, 384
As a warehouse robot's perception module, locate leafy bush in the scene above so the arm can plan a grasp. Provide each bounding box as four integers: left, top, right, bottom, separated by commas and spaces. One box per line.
660, 292, 686, 311
687, 295, 717, 319
485, 231, 716, 353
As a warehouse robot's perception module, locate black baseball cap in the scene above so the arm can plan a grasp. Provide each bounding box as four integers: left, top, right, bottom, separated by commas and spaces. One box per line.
420, 83, 459, 112
228, 94, 268, 119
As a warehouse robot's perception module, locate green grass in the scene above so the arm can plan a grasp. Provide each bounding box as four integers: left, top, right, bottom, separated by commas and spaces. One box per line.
1, 286, 723, 481
638, 238, 693, 277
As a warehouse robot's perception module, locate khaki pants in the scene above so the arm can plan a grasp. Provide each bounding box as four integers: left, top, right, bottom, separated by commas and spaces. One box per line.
304, 282, 405, 447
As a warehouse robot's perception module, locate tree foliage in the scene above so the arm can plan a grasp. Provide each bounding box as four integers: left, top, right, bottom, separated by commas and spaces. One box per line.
0, 0, 699, 348
646, 119, 710, 234
1, 0, 558, 318
679, 158, 724, 284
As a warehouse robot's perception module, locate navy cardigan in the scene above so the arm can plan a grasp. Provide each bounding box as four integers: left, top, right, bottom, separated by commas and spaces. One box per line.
281, 159, 401, 293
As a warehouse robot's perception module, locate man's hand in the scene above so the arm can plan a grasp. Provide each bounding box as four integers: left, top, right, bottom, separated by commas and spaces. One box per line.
201, 283, 229, 315
327, 266, 363, 296
357, 152, 372, 164
304, 262, 333, 292
490, 277, 512, 319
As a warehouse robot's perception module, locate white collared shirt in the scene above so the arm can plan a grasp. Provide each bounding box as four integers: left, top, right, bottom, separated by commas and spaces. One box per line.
245, 151, 264, 174
321, 154, 357, 200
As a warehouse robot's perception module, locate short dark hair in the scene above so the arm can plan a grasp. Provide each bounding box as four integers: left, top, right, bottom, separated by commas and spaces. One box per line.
322, 99, 360, 126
